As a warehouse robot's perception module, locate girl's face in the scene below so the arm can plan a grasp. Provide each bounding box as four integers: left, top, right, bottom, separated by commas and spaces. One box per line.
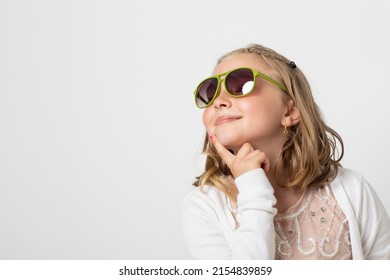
203, 53, 289, 154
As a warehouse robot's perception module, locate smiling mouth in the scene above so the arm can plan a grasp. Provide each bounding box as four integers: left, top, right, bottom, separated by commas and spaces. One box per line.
215, 116, 242, 126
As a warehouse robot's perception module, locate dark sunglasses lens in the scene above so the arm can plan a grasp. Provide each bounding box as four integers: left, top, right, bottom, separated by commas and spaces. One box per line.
196, 78, 218, 108
225, 68, 255, 96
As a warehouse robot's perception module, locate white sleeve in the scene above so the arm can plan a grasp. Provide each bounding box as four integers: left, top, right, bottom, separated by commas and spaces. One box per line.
358, 177, 390, 259
182, 168, 277, 259
233, 168, 277, 259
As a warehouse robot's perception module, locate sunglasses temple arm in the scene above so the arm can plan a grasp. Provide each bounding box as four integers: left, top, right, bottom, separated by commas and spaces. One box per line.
257, 73, 289, 93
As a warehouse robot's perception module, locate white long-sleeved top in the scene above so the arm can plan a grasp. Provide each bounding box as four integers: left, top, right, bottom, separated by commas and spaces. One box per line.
182, 168, 390, 259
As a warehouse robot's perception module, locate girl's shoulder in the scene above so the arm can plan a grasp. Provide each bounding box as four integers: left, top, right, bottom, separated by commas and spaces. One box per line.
182, 185, 232, 227
183, 185, 225, 206
334, 167, 365, 185
331, 167, 379, 206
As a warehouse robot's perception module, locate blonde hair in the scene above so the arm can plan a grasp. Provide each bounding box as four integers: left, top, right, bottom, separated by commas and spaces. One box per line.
193, 44, 344, 202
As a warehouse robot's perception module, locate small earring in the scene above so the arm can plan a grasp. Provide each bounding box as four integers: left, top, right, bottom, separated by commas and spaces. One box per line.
283, 126, 289, 136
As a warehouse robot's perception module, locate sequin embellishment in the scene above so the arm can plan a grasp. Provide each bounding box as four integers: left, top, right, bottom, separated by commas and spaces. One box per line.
274, 185, 352, 260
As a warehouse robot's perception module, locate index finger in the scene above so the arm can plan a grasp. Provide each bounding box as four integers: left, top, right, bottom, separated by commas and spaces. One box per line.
209, 134, 235, 167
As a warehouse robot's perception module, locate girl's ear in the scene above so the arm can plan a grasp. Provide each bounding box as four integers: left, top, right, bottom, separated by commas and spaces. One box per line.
282, 99, 300, 127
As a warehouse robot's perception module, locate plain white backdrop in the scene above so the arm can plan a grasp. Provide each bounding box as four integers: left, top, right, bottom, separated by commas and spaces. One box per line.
1, 0, 389, 259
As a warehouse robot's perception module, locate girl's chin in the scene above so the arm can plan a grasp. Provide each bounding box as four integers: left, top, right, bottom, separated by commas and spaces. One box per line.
214, 134, 243, 151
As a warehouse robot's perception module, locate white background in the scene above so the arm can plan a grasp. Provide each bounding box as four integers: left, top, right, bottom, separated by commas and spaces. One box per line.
1, 0, 389, 259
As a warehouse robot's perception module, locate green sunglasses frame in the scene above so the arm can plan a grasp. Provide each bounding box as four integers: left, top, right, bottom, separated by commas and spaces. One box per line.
194, 67, 289, 109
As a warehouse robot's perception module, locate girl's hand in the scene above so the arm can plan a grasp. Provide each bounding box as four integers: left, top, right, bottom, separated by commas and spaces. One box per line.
210, 134, 270, 178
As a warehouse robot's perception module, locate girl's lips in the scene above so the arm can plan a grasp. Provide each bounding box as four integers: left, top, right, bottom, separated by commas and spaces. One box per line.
215, 115, 242, 125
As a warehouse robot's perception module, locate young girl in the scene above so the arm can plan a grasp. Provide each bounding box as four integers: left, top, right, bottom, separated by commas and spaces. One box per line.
182, 44, 390, 260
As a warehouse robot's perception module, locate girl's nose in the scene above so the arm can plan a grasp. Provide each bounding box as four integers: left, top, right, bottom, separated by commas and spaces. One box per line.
213, 89, 232, 109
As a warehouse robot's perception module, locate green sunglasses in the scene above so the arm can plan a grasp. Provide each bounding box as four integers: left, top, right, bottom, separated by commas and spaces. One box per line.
194, 67, 289, 108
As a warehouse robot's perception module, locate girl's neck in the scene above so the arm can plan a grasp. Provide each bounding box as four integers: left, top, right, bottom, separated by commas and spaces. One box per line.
265, 164, 304, 214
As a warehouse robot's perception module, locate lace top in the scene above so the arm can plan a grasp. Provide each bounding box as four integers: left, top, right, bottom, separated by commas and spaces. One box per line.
274, 184, 352, 259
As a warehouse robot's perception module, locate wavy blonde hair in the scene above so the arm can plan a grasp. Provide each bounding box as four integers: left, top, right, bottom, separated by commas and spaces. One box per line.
193, 44, 344, 202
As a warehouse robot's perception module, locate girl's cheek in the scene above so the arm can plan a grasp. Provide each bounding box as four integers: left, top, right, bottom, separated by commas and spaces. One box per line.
202, 109, 212, 129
